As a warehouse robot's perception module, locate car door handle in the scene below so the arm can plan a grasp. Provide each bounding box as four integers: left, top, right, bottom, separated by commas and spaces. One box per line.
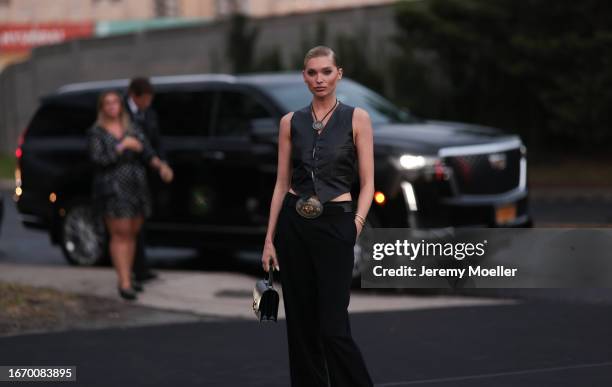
200, 150, 225, 160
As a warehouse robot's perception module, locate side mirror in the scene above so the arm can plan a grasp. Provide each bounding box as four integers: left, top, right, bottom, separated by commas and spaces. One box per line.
250, 118, 278, 143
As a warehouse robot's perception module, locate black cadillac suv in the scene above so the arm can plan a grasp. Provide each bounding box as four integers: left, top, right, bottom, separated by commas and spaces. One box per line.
15, 72, 531, 275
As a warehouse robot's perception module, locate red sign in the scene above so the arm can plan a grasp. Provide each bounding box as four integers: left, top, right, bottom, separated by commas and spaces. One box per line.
0, 23, 94, 52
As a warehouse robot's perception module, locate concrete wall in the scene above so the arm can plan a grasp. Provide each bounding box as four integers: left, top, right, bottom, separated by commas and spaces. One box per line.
0, 4, 400, 154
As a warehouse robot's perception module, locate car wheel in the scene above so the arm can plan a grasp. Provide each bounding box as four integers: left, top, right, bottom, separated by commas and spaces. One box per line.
60, 202, 108, 266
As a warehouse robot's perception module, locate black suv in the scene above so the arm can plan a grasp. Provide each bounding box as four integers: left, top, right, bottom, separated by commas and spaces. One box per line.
15, 72, 531, 275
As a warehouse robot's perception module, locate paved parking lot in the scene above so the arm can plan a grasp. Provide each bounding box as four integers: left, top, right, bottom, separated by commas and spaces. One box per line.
2, 301, 612, 387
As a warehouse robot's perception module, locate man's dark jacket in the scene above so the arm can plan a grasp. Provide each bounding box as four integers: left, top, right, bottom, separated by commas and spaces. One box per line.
124, 96, 165, 160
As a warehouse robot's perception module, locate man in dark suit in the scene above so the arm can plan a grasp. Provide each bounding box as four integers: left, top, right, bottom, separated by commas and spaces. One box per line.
125, 77, 164, 282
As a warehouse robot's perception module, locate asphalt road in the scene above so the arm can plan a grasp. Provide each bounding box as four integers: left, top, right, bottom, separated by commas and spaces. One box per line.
2, 301, 612, 387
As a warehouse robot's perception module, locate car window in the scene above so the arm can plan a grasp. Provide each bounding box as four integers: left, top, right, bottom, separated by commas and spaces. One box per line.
212, 90, 271, 138
27, 97, 97, 137
152, 91, 215, 136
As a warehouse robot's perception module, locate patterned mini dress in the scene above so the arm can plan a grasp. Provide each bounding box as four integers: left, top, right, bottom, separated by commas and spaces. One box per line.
88, 124, 157, 219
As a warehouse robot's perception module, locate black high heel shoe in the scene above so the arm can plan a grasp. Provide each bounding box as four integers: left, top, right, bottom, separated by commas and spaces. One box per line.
118, 286, 138, 300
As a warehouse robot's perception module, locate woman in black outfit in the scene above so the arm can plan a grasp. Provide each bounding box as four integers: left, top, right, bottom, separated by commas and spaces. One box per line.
262, 46, 375, 387
89, 90, 173, 300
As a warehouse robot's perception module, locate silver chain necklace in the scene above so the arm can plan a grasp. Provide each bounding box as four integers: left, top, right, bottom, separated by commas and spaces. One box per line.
311, 99, 339, 131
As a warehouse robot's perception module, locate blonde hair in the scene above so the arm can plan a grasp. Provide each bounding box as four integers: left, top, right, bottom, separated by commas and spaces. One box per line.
303, 45, 340, 69
95, 90, 132, 132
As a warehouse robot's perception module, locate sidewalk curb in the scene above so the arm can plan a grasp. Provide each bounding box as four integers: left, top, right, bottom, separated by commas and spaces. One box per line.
0, 263, 513, 320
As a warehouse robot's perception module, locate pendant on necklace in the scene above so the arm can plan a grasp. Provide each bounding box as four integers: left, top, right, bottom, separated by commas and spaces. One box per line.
311, 99, 338, 132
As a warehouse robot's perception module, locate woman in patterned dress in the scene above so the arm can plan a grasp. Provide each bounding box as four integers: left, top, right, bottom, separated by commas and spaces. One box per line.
88, 90, 173, 300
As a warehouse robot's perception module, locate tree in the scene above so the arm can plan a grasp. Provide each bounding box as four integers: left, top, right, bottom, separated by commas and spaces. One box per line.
226, 13, 259, 74
393, 0, 612, 152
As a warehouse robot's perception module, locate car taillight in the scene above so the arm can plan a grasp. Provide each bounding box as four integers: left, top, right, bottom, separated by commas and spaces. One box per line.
16, 129, 26, 161
14, 128, 26, 201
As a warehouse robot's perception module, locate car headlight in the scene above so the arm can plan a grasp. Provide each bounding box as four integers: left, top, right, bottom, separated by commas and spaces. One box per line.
396, 154, 439, 170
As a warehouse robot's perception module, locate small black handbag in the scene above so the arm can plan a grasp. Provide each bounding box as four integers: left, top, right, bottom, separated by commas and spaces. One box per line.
253, 268, 279, 322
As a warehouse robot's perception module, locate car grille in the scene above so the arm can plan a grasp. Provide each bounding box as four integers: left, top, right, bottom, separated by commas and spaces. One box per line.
444, 148, 522, 195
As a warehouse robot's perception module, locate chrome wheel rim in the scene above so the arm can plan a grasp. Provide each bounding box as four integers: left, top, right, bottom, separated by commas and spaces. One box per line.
63, 205, 105, 266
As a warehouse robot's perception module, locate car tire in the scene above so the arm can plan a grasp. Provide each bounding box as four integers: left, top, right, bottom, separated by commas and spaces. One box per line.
60, 201, 108, 266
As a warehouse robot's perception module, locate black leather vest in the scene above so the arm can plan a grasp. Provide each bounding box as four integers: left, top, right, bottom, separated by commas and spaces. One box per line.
290, 101, 356, 203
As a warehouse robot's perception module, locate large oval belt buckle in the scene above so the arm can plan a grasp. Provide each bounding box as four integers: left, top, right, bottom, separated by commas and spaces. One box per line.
295, 196, 323, 219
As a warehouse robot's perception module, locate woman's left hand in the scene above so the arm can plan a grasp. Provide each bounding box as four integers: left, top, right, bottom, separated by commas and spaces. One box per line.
354, 219, 363, 239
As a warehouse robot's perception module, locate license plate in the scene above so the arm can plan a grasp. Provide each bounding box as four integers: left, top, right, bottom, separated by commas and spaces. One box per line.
495, 203, 517, 225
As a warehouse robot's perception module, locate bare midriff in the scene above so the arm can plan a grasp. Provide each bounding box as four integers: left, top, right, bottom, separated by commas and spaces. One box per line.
288, 187, 352, 202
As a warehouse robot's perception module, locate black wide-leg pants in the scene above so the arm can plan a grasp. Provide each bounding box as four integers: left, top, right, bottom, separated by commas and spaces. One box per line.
274, 192, 374, 387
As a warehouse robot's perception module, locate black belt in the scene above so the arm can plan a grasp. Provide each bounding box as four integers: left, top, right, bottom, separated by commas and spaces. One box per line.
284, 191, 353, 215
